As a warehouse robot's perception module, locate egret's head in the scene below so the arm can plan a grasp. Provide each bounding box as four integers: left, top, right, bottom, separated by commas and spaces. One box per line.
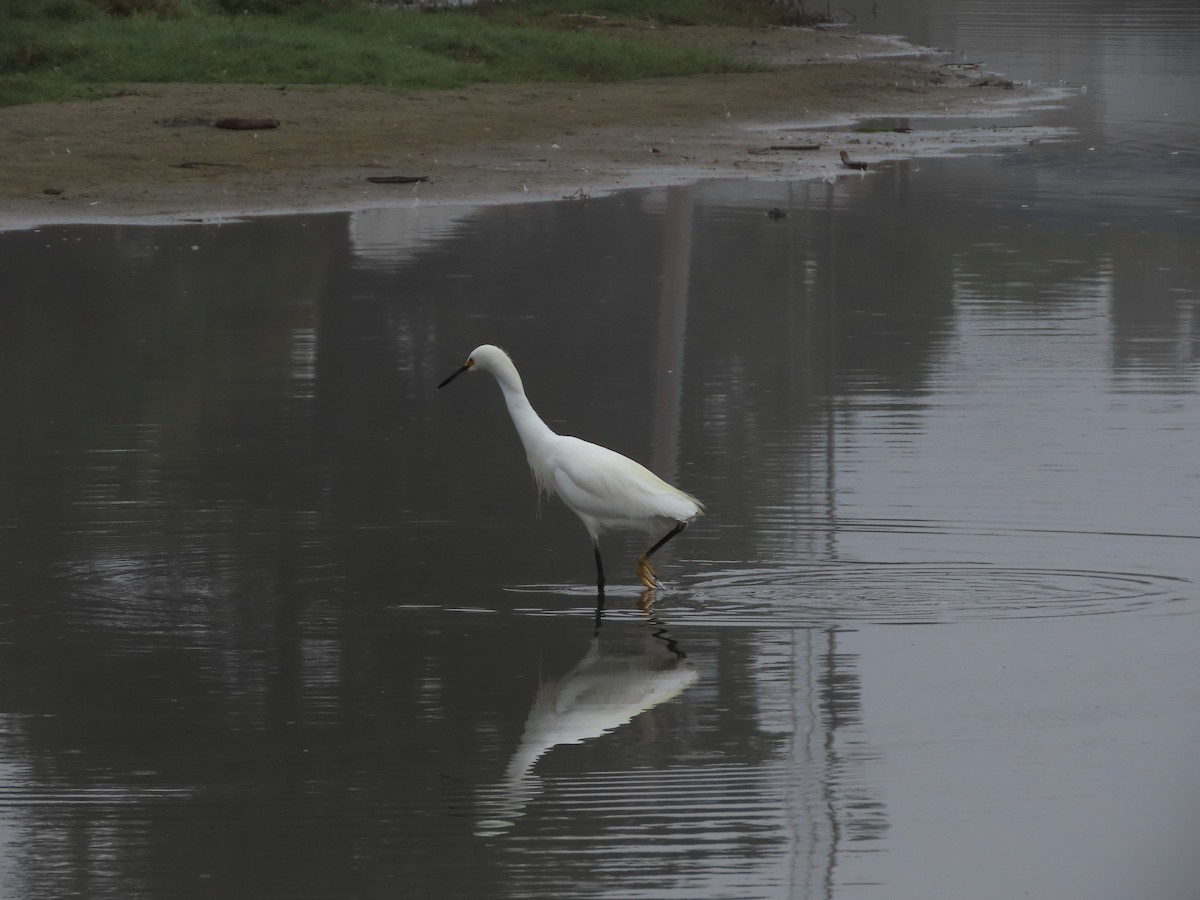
436, 344, 509, 389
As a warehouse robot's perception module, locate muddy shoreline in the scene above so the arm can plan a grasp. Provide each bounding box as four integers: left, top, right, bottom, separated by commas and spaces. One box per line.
0, 26, 1067, 230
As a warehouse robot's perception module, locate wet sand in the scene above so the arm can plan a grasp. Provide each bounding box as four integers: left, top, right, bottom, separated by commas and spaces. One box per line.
0, 25, 1061, 229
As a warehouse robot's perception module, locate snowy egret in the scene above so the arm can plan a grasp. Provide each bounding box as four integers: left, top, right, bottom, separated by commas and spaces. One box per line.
437, 344, 703, 591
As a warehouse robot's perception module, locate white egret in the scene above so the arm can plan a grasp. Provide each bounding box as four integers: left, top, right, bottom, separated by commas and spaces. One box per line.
437, 344, 703, 591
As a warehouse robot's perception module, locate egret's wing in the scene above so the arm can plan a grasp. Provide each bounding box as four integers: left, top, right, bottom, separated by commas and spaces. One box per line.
549, 438, 699, 528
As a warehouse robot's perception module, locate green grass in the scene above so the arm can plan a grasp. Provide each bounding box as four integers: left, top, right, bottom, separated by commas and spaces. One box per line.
473, 0, 810, 28
0, 0, 818, 107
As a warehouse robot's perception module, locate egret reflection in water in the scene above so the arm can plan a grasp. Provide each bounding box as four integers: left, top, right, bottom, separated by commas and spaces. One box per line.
476, 591, 698, 836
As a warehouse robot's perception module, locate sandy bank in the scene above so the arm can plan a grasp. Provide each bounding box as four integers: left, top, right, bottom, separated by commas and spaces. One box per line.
0, 25, 1070, 230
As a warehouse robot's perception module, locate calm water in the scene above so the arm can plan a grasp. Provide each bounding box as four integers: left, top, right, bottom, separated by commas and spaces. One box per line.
2, 2, 1199, 898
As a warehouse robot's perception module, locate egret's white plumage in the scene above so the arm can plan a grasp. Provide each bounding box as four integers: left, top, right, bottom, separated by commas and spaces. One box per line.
437, 344, 702, 590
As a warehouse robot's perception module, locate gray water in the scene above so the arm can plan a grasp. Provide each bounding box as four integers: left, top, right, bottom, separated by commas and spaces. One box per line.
1, 1, 1198, 898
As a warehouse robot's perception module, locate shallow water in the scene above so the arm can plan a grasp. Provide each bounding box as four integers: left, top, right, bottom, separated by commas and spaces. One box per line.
2, 2, 1199, 898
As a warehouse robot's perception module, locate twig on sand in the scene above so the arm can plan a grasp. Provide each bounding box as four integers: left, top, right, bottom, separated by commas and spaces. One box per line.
172, 161, 242, 169
839, 150, 869, 170
214, 117, 280, 130
365, 175, 429, 184
748, 144, 822, 154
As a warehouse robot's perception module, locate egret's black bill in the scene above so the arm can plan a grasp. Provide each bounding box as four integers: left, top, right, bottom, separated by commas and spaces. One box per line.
437, 364, 470, 390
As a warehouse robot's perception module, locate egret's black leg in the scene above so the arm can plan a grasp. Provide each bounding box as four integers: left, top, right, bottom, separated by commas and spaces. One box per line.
594, 543, 606, 594
647, 522, 687, 557
637, 521, 687, 589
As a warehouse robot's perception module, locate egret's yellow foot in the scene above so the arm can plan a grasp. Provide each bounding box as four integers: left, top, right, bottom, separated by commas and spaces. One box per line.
636, 555, 658, 589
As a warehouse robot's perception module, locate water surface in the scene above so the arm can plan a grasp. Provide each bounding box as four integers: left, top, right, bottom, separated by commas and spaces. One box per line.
2, 2, 1199, 898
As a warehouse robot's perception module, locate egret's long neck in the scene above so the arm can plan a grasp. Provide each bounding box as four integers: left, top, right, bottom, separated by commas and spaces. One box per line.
488, 357, 558, 476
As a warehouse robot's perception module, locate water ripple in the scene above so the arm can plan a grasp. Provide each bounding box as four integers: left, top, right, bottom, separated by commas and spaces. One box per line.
478, 761, 882, 898
678, 561, 1191, 626
507, 560, 1192, 627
